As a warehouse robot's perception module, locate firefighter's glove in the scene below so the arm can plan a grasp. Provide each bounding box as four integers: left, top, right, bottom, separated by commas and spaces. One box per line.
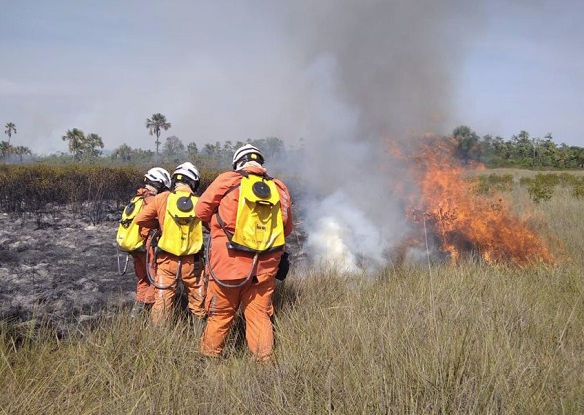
275, 252, 290, 281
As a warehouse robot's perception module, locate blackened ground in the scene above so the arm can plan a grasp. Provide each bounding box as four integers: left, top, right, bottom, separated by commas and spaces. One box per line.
0, 206, 133, 334
0, 203, 306, 334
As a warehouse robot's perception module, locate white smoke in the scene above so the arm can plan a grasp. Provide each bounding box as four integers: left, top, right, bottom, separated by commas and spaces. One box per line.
280, 0, 481, 272
304, 190, 387, 272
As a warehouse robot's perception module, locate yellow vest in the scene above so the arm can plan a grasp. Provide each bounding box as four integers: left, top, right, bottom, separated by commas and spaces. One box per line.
158, 191, 203, 256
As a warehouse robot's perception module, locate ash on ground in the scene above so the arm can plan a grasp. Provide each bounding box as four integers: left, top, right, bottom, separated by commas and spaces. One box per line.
0, 204, 306, 334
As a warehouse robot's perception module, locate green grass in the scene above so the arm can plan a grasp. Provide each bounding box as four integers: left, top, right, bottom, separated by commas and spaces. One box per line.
1, 169, 583, 414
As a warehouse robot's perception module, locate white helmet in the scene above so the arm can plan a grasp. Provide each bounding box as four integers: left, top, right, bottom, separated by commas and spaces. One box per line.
232, 144, 265, 170
144, 167, 171, 190
172, 162, 200, 190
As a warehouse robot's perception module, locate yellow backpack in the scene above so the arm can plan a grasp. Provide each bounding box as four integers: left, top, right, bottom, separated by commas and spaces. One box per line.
158, 191, 203, 256
217, 172, 285, 253
116, 195, 146, 252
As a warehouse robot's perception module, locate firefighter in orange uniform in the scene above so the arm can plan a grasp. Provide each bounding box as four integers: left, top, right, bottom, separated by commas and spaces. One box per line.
119, 167, 171, 317
196, 144, 293, 361
135, 162, 206, 324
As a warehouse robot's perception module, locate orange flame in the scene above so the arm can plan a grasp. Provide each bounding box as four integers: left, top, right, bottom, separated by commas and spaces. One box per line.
390, 135, 554, 266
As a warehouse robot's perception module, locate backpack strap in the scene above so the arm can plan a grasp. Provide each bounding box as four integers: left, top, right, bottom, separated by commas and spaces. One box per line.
216, 210, 234, 241
215, 175, 242, 243
237, 169, 273, 181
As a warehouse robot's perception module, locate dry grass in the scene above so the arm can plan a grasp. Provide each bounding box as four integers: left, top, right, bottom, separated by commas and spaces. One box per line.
480, 168, 584, 179
1, 169, 583, 414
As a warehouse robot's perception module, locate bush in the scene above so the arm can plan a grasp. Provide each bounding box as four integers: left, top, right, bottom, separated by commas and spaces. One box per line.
0, 164, 142, 216
473, 173, 514, 194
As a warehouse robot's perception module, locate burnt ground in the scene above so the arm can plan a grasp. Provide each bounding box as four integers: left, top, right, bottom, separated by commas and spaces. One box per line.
0, 206, 135, 333
0, 203, 306, 334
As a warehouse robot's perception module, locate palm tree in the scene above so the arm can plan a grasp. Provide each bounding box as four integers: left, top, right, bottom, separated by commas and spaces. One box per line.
84, 133, 104, 158
13, 145, 32, 163
62, 128, 85, 160
145, 113, 171, 157
0, 141, 12, 163
4, 122, 16, 145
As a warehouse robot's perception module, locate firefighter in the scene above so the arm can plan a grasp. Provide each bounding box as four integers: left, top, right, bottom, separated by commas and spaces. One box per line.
135, 162, 206, 324
118, 167, 171, 318
196, 144, 293, 362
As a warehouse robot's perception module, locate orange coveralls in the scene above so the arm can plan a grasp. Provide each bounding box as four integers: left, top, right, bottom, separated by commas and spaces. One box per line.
195, 165, 293, 361
130, 187, 157, 305
135, 186, 206, 324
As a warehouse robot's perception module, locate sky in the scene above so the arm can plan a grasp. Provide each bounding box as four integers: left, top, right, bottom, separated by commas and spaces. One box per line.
1, 0, 583, 156
455, 0, 584, 147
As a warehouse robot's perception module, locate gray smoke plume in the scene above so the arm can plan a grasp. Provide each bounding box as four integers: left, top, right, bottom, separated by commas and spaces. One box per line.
279, 1, 482, 271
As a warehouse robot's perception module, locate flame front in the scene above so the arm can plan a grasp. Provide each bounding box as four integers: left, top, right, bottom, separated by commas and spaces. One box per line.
394, 136, 554, 266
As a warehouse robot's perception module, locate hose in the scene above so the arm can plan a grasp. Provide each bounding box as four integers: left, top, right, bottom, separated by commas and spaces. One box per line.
145, 230, 180, 290
116, 247, 130, 276
205, 235, 258, 289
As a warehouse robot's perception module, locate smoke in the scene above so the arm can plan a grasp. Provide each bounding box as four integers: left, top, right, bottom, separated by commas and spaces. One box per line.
279, 1, 482, 271
304, 190, 389, 272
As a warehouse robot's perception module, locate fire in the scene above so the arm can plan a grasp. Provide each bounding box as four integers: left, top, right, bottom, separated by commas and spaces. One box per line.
392, 136, 554, 266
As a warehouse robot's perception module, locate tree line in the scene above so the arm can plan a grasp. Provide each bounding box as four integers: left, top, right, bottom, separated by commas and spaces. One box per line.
1, 123, 104, 164
111, 135, 287, 169
2, 115, 583, 169
452, 126, 584, 169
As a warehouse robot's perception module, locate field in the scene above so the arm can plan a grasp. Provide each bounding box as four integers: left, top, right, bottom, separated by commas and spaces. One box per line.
1, 168, 583, 414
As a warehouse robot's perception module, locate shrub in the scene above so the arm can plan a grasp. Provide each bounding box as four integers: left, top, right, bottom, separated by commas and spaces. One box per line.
526, 175, 555, 203
0, 164, 142, 216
